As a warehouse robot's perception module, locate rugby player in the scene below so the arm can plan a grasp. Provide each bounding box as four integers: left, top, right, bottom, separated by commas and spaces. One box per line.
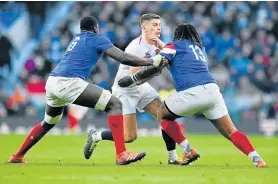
118, 23, 267, 168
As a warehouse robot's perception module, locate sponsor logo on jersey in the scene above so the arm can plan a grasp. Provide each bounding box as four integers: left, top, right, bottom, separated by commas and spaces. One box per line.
145, 52, 151, 58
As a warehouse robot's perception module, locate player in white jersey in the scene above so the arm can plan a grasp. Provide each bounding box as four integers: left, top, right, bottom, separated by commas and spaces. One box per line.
84, 14, 186, 165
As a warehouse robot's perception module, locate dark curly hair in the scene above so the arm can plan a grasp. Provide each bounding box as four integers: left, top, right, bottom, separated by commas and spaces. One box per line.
173, 23, 203, 47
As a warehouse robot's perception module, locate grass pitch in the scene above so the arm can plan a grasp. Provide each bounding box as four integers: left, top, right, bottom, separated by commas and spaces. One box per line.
0, 134, 277, 184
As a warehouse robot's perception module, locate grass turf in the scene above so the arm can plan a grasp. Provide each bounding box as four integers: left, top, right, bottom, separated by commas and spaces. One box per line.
0, 134, 277, 184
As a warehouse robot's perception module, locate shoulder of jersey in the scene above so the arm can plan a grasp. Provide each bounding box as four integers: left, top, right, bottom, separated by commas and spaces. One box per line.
84, 32, 99, 38
126, 37, 145, 50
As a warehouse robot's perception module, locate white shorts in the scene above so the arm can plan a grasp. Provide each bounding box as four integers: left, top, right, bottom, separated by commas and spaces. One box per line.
112, 83, 159, 115
165, 83, 228, 120
45, 76, 89, 107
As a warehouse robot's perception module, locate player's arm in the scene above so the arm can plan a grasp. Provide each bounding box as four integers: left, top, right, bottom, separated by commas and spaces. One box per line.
96, 36, 163, 67
118, 43, 176, 87
106, 46, 162, 67
118, 58, 168, 87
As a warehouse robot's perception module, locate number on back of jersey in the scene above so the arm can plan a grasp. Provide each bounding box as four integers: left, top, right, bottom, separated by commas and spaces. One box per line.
67, 37, 80, 52
189, 44, 206, 62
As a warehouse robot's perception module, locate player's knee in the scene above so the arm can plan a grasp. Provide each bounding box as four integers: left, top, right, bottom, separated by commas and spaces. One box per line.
105, 96, 123, 114
161, 114, 176, 121
124, 134, 137, 143
157, 104, 176, 121
44, 113, 63, 124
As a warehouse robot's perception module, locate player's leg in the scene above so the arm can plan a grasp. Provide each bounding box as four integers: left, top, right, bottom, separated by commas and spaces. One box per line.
134, 84, 182, 164
143, 97, 180, 164
9, 76, 67, 163
91, 86, 141, 143
157, 101, 200, 165
157, 88, 210, 165
92, 114, 138, 143
75, 84, 146, 165
202, 84, 266, 167
209, 115, 266, 168
83, 89, 140, 162
123, 114, 138, 142
8, 105, 64, 163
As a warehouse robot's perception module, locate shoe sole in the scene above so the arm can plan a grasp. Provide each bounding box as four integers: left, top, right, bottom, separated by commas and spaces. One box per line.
257, 165, 267, 168
84, 129, 97, 159
181, 154, 200, 166
8, 160, 27, 164
168, 160, 183, 165
116, 152, 146, 165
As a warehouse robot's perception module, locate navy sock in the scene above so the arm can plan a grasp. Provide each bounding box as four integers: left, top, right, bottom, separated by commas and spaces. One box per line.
162, 129, 176, 151
101, 130, 114, 141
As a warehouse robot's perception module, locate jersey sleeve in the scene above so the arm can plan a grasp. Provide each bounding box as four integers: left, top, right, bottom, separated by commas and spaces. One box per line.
95, 36, 114, 52
160, 43, 176, 62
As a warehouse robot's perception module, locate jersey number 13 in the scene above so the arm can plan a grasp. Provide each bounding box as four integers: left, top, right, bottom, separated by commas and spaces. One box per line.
189, 44, 206, 62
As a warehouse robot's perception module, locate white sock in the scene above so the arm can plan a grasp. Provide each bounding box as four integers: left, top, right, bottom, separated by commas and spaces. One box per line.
248, 151, 261, 164
168, 150, 178, 161
94, 131, 103, 142
179, 140, 192, 156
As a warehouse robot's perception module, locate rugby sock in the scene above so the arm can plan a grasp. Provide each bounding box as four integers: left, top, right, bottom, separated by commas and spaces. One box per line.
161, 120, 186, 144
95, 130, 114, 141
161, 129, 177, 160
230, 131, 255, 155
107, 115, 126, 155
179, 139, 193, 156
15, 121, 54, 156
230, 130, 260, 163
161, 120, 194, 156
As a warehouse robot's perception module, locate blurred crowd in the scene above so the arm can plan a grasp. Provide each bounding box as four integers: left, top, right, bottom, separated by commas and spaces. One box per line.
0, 2, 278, 123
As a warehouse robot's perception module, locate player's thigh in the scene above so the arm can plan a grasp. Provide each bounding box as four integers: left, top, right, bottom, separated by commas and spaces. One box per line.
137, 83, 159, 114
123, 114, 138, 140
45, 77, 66, 124
143, 97, 163, 120
202, 84, 235, 139
155, 101, 180, 121
164, 89, 206, 117
45, 104, 64, 116
45, 76, 70, 107
44, 104, 64, 124
73, 83, 112, 111
202, 84, 228, 120
113, 89, 139, 115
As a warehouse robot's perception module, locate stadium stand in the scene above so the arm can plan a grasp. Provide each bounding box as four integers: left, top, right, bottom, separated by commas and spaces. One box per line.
0, 2, 277, 135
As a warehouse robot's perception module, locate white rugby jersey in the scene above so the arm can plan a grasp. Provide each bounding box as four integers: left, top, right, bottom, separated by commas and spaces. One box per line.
112, 36, 163, 90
